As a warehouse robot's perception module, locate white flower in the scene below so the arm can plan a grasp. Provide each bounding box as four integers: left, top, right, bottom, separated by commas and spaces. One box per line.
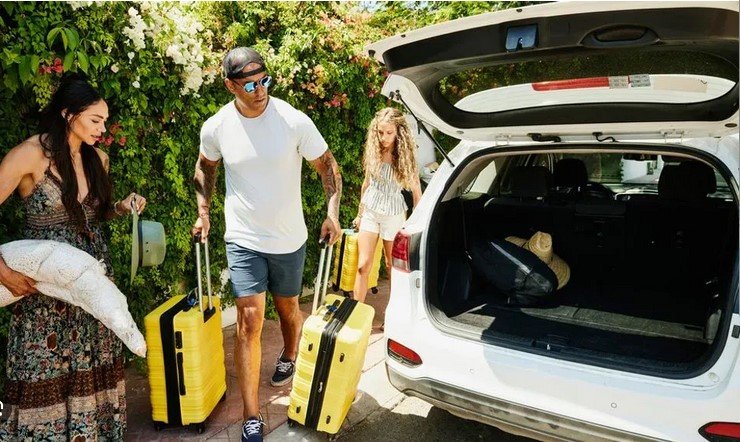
123, 9, 147, 50
110, 64, 119, 73
128, 52, 135, 60
132, 81, 141, 89
68, 1, 93, 10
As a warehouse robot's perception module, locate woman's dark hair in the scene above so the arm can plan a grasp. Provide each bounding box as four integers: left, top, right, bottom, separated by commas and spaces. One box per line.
38, 74, 112, 230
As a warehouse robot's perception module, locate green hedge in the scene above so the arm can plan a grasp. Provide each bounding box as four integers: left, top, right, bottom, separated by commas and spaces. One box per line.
0, 1, 516, 393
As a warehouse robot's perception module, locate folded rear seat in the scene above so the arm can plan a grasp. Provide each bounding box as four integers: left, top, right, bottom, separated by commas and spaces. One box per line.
626, 160, 735, 291
483, 166, 557, 239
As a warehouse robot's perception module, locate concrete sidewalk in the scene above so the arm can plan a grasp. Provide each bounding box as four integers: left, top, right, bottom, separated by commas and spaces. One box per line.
124, 279, 392, 441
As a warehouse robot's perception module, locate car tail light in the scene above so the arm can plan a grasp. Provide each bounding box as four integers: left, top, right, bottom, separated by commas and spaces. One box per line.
392, 230, 411, 273
699, 422, 740, 441
388, 339, 422, 366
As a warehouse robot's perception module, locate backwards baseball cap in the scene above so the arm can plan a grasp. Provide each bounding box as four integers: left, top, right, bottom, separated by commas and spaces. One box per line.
222, 47, 266, 79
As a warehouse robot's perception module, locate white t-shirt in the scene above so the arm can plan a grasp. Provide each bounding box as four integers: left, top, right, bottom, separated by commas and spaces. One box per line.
200, 97, 327, 253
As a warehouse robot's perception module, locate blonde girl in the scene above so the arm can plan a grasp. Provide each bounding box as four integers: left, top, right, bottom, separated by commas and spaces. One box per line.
352, 107, 422, 302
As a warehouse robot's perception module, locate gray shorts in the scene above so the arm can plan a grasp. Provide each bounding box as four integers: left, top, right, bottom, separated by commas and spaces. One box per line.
226, 242, 306, 297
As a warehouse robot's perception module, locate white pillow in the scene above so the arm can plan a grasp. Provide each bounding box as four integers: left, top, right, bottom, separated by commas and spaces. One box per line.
0, 240, 146, 357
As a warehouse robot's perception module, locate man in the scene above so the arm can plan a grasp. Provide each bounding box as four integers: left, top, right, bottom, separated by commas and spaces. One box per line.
192, 47, 341, 442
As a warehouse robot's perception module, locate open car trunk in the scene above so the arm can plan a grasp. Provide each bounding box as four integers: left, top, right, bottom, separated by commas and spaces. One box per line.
427, 146, 738, 377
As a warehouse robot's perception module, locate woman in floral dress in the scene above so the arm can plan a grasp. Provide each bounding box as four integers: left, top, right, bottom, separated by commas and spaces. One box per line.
0, 74, 146, 440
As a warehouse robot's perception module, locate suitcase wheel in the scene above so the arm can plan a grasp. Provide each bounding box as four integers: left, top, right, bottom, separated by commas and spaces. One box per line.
193, 423, 206, 434
153, 421, 164, 431
371, 287, 378, 294
287, 418, 296, 428
331, 284, 339, 291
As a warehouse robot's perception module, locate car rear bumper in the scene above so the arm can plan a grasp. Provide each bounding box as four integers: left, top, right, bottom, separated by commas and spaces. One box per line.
386, 363, 667, 442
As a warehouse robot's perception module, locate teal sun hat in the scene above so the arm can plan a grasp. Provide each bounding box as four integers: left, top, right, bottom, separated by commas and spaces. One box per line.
130, 200, 166, 284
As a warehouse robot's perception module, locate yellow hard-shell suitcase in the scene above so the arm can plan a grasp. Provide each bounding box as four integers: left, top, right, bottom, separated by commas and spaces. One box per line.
288, 240, 375, 434
330, 229, 383, 296
144, 237, 226, 433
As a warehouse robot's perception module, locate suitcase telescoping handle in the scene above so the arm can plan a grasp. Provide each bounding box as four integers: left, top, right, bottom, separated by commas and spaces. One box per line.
193, 234, 213, 313
312, 236, 333, 315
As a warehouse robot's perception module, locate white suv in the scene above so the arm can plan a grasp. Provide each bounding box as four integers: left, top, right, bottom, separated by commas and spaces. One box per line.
367, 2, 739, 441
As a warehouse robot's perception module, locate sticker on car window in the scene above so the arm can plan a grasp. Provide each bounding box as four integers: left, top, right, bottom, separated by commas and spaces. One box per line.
629, 74, 651, 88
608, 76, 629, 88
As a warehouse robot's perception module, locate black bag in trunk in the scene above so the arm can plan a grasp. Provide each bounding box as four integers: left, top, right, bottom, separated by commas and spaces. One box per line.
470, 239, 557, 305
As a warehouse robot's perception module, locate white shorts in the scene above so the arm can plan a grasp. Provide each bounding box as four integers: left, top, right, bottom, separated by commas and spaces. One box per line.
360, 209, 406, 241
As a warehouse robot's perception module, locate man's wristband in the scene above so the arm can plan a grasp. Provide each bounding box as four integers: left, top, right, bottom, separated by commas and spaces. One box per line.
198, 211, 210, 219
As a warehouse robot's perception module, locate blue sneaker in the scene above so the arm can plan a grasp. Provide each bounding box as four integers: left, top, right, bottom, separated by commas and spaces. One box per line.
241, 415, 264, 442
270, 348, 295, 387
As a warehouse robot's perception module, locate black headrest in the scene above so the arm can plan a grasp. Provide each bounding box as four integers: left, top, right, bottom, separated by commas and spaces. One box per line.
511, 166, 552, 198
658, 161, 717, 201
553, 158, 588, 188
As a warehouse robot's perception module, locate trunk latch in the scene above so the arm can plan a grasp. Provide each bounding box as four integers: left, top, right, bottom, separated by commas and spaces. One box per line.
534, 334, 569, 352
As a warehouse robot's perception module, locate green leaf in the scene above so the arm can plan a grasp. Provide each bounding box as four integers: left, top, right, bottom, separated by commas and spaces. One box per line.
1, 48, 19, 65
65, 28, 80, 51
30, 55, 40, 75
60, 28, 68, 51
47, 28, 61, 48
18, 56, 31, 85
90, 54, 100, 70
63, 51, 74, 71
77, 50, 89, 73
3, 69, 19, 91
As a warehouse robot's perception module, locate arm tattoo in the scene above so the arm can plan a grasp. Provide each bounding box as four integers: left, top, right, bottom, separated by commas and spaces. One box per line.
318, 150, 342, 221
193, 157, 219, 209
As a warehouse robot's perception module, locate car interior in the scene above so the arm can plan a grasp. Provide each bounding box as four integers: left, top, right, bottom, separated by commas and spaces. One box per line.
428, 148, 738, 376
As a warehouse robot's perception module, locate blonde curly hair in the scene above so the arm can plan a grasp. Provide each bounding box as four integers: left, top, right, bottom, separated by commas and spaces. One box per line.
363, 107, 418, 189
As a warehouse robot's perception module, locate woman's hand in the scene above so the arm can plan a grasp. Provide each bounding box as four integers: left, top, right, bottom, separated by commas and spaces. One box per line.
352, 215, 361, 232
120, 192, 147, 215
0, 264, 36, 297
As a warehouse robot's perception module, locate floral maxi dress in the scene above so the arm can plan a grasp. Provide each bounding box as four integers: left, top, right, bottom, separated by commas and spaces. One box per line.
0, 168, 126, 441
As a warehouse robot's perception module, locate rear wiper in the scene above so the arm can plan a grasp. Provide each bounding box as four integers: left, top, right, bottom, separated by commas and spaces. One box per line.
390, 90, 456, 168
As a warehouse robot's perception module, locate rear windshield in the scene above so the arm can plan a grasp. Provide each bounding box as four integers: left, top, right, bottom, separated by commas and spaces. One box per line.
440, 50, 738, 113
468, 152, 732, 201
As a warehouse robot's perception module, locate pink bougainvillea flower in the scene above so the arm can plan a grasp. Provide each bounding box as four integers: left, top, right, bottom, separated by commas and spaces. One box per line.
104, 135, 114, 146
118, 136, 127, 147
51, 57, 63, 74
